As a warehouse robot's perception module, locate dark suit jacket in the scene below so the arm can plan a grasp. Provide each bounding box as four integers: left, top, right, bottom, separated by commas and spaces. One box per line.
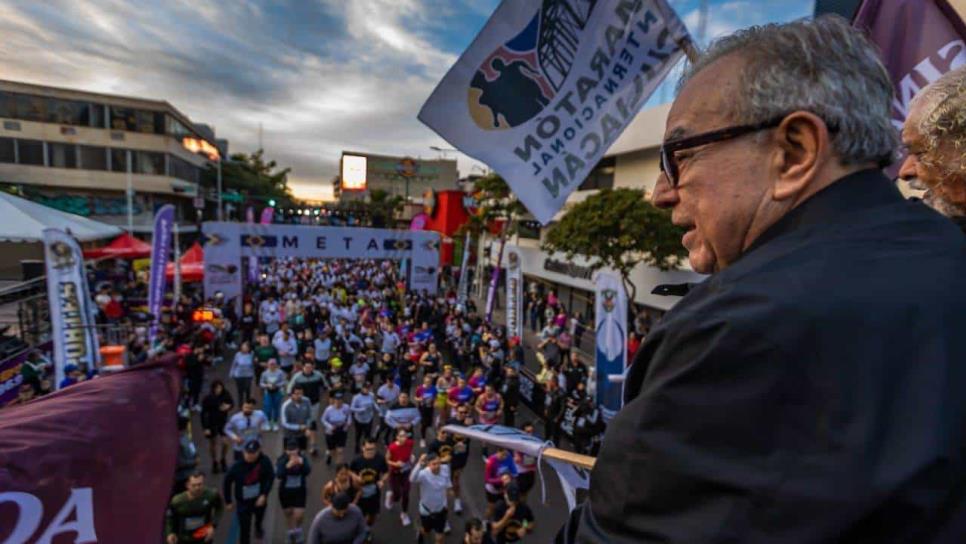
562, 169, 966, 543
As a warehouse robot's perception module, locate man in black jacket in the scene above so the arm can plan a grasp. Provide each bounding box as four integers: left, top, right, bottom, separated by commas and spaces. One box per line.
561, 16, 966, 543
224, 440, 275, 544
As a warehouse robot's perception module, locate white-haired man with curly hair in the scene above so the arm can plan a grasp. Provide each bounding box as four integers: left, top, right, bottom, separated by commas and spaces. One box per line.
558, 15, 966, 544
900, 64, 966, 231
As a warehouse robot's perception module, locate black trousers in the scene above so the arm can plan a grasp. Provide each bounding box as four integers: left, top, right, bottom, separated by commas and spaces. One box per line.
237, 505, 266, 544
186, 372, 204, 406
544, 419, 562, 446
354, 420, 372, 453
503, 406, 517, 428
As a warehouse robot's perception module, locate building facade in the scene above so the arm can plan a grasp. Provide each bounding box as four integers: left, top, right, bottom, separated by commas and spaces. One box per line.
0, 80, 222, 231
338, 151, 459, 204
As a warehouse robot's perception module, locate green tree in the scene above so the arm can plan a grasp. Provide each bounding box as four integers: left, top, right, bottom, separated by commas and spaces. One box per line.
203, 149, 293, 204
366, 189, 403, 228
541, 187, 687, 302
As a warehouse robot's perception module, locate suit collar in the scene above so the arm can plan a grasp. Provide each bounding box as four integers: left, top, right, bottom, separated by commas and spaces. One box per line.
744, 168, 899, 256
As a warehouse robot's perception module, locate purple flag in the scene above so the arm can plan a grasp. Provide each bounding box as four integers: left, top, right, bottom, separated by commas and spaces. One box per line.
147, 205, 174, 344
259, 206, 274, 224
854, 0, 966, 131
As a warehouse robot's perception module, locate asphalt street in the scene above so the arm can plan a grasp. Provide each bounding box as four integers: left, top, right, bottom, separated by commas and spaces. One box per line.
191, 358, 571, 544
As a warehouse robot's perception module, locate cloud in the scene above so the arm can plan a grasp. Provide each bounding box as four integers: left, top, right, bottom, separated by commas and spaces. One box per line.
0, 0, 489, 200
0, 0, 811, 200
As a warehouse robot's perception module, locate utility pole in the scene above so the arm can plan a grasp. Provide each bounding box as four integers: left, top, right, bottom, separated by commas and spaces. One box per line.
126, 149, 134, 232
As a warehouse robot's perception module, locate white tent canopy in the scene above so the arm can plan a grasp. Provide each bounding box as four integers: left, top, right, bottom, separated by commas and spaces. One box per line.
0, 191, 123, 242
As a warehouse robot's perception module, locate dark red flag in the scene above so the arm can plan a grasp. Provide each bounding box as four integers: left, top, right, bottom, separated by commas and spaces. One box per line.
853, 0, 966, 131
0, 358, 180, 543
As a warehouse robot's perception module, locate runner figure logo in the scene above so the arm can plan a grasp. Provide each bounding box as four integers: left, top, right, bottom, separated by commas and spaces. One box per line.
50, 241, 76, 270
468, 1, 599, 130
601, 288, 616, 313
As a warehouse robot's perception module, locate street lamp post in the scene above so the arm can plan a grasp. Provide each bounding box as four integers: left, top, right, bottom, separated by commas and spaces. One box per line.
430, 145, 457, 159
216, 158, 223, 221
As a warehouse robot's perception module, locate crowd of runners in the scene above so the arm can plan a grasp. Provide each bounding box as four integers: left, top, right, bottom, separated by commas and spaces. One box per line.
157, 257, 588, 544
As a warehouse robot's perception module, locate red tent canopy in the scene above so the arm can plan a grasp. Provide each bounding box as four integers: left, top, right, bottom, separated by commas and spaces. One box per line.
82, 232, 152, 259
165, 241, 203, 282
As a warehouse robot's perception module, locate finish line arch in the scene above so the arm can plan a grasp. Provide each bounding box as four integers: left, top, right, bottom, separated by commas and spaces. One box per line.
201, 222, 440, 308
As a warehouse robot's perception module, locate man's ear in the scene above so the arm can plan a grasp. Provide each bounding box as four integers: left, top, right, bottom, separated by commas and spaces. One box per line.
772, 111, 829, 201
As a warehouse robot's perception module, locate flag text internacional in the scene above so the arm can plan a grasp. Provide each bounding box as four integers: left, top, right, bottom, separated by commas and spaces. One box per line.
419, 0, 690, 224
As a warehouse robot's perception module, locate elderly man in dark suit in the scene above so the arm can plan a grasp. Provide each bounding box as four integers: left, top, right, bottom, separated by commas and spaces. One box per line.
560, 15, 966, 544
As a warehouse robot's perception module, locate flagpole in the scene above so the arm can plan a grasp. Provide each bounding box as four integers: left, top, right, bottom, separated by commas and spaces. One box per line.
678, 36, 700, 63
443, 426, 597, 470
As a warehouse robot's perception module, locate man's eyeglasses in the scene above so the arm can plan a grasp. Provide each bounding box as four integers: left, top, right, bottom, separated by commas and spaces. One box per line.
659, 116, 789, 188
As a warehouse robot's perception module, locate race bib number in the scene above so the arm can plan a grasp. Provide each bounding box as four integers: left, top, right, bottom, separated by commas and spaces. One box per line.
242, 483, 261, 500
285, 475, 302, 489
184, 516, 206, 531
362, 483, 378, 498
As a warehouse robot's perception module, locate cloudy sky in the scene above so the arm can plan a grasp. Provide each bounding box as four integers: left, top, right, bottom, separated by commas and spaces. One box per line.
0, 0, 814, 201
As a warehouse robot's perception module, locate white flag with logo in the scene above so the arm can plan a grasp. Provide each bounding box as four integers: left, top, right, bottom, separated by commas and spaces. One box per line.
44, 229, 101, 389
419, 0, 690, 224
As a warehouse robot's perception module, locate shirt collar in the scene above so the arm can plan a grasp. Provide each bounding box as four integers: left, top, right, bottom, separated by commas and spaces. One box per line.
744, 168, 899, 256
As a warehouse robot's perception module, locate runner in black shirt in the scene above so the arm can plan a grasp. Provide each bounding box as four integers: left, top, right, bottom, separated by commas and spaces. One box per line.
223, 440, 274, 544
489, 483, 534, 544
276, 439, 311, 544
446, 406, 474, 515
349, 437, 390, 531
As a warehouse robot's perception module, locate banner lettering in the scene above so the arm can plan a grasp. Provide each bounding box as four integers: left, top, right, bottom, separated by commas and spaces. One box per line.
419, 0, 690, 223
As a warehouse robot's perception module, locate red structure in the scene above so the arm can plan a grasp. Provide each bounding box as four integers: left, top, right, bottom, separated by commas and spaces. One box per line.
165, 242, 204, 282
83, 233, 151, 260
420, 190, 470, 265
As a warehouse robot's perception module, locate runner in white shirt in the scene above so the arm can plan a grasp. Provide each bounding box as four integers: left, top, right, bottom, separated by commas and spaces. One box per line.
410, 453, 452, 544
223, 398, 269, 461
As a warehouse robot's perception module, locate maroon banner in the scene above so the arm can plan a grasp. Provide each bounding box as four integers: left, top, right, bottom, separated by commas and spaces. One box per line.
0, 357, 180, 543
853, 0, 966, 131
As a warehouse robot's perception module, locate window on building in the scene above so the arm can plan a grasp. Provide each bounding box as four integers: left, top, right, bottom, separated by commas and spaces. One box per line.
137, 151, 164, 175
17, 139, 44, 165
0, 137, 14, 163
166, 115, 193, 139
79, 145, 107, 170
14, 95, 46, 122
168, 154, 200, 183
578, 156, 616, 191
110, 107, 137, 131
0, 92, 15, 119
46, 99, 88, 126
517, 220, 542, 240
48, 142, 77, 168
89, 104, 105, 128
110, 148, 129, 172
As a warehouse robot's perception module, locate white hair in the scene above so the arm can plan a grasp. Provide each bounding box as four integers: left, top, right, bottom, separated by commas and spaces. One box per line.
915, 65, 966, 177
679, 15, 898, 167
